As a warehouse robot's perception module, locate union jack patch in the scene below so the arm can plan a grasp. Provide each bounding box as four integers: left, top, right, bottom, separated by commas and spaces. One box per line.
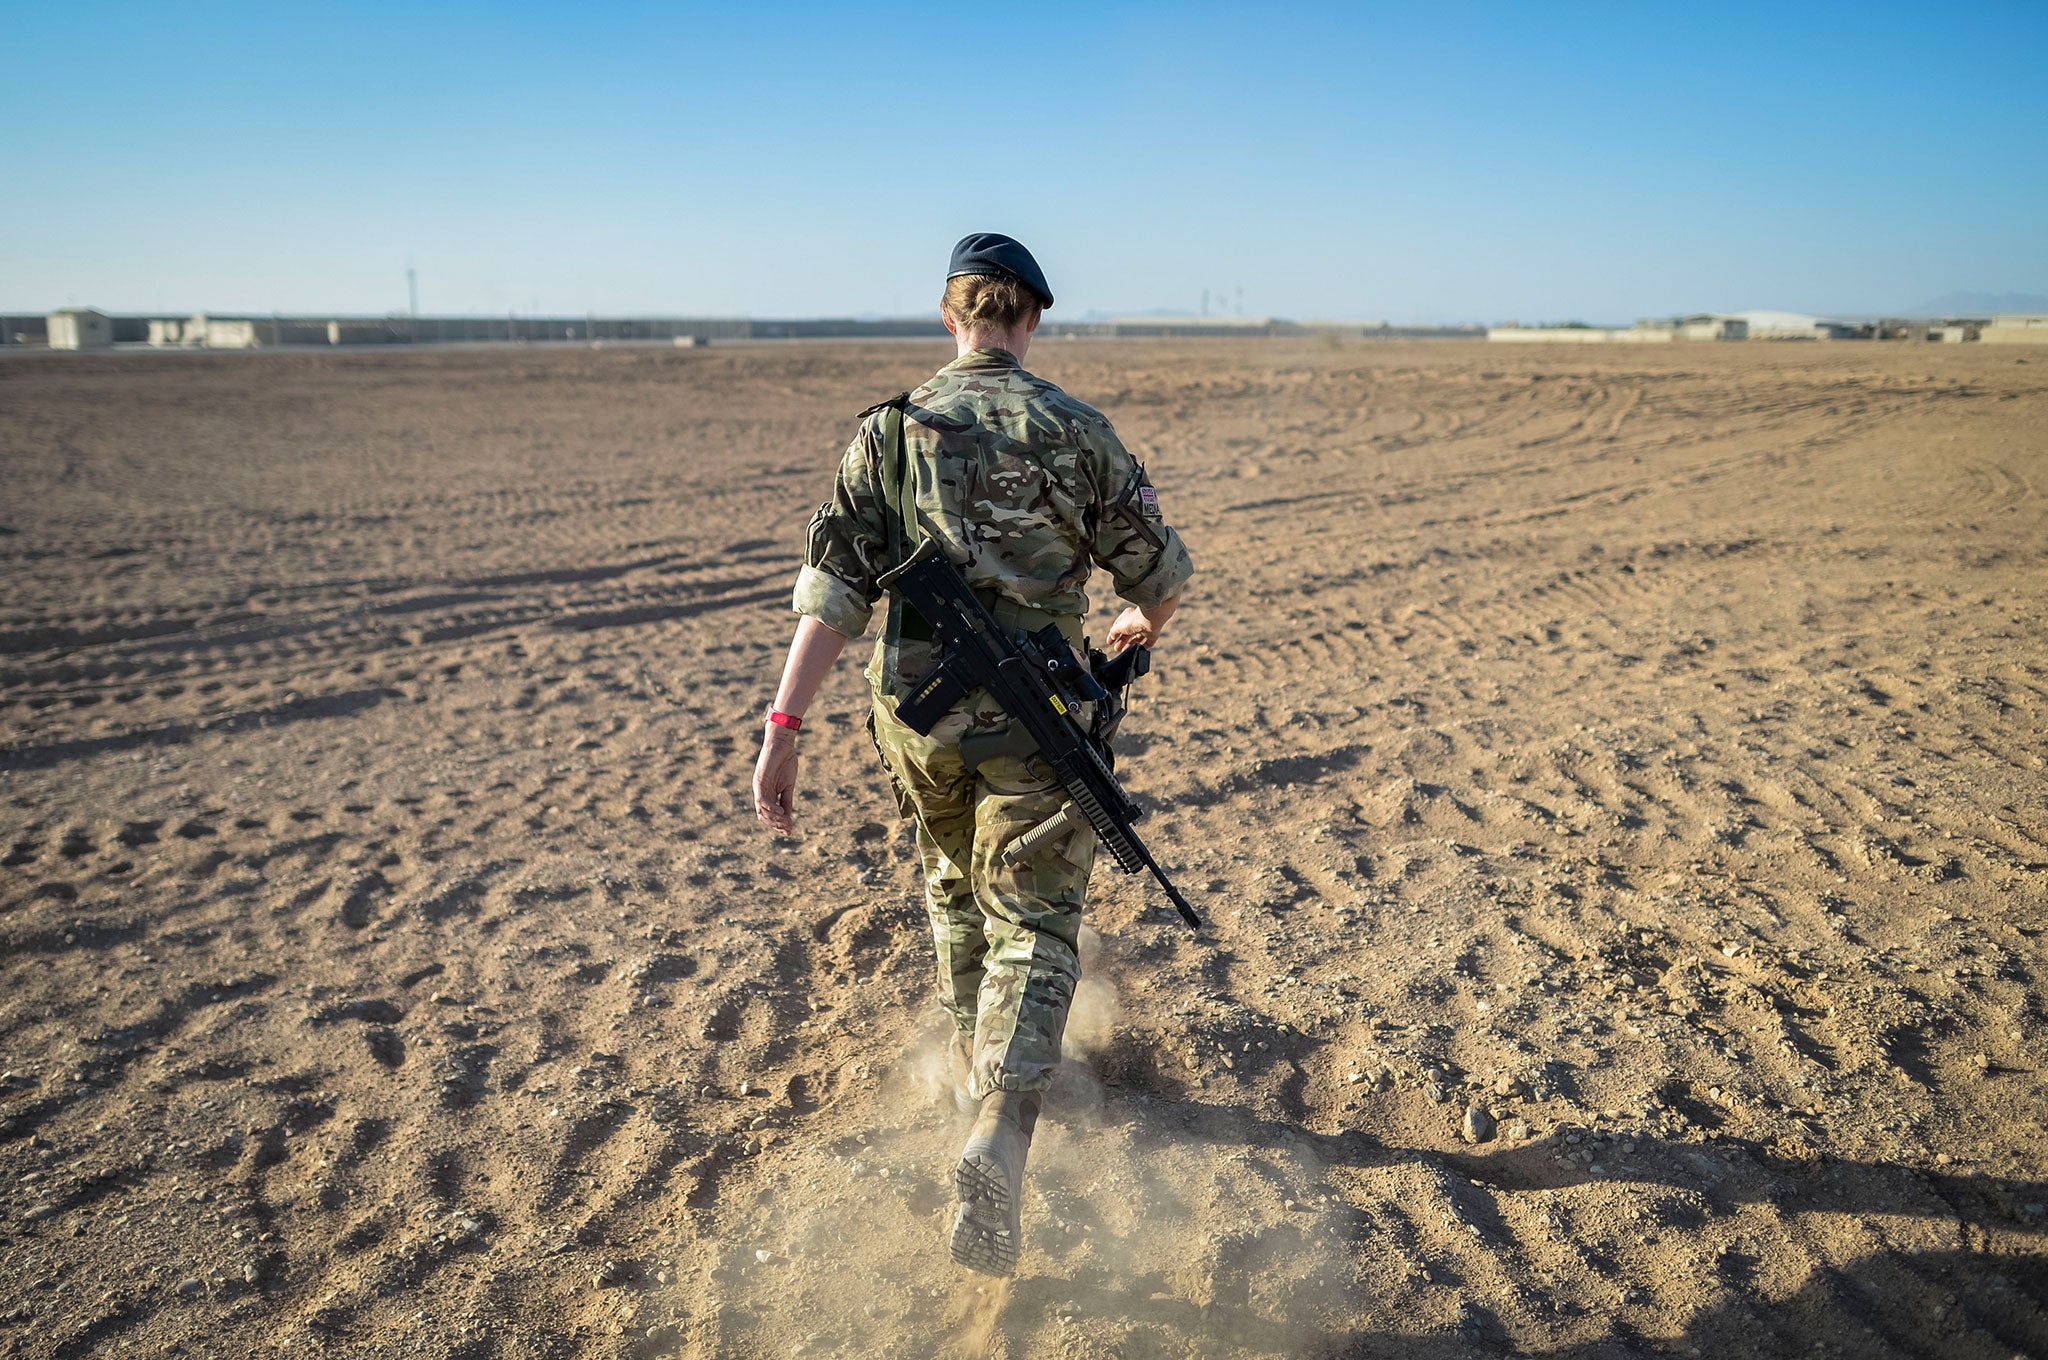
1137, 485, 1160, 514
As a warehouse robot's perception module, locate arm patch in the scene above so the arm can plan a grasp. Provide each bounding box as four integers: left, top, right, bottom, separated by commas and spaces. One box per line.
1111, 472, 1166, 549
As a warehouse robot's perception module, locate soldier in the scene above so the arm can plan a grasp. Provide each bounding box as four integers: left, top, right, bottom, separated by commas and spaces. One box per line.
752, 233, 1193, 1275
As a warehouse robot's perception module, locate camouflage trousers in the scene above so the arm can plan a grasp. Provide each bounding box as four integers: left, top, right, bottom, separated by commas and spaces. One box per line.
869, 692, 1095, 1097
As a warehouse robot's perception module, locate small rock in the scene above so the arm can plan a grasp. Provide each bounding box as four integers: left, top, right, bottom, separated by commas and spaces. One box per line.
749, 1115, 772, 1131
755, 1249, 774, 1264
1936, 1152, 1954, 1166
1463, 1106, 1497, 1143
176, 1278, 205, 1297
242, 1263, 260, 1284
594, 1259, 627, 1288
1973, 1052, 1991, 1071
1425, 1083, 1448, 1104
739, 1081, 755, 1097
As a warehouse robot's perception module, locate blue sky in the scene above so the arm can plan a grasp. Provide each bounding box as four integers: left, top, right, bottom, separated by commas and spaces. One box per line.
5, 1, 2043, 322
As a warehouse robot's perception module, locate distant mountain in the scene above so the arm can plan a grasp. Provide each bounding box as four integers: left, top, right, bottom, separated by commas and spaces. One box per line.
1908, 290, 2048, 316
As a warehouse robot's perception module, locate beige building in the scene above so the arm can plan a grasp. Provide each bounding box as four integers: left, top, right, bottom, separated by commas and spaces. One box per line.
48, 308, 113, 350
1979, 315, 2048, 345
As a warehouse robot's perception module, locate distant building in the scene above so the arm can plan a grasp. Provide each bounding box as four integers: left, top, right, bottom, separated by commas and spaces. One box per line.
200, 318, 260, 348
1487, 325, 1671, 344
1741, 310, 1867, 339
1737, 310, 1818, 338
1980, 315, 2048, 345
1667, 314, 1749, 341
1097, 316, 1300, 338
48, 307, 112, 350
1734, 312, 1877, 340
148, 314, 262, 348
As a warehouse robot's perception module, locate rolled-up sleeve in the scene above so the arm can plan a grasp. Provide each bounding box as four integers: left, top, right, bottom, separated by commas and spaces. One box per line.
792, 419, 891, 638
1085, 422, 1194, 607
791, 563, 874, 638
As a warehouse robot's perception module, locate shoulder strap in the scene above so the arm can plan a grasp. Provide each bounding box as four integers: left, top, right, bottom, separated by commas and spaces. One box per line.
862, 391, 918, 691
864, 391, 918, 568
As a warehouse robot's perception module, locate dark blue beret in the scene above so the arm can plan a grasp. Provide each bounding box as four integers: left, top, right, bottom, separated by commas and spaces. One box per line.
946, 232, 1053, 311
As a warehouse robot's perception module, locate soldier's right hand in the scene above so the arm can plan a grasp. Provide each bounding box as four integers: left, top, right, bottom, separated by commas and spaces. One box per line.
753, 728, 800, 834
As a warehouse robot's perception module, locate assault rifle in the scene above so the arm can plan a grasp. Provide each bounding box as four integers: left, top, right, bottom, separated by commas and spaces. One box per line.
875, 538, 1202, 929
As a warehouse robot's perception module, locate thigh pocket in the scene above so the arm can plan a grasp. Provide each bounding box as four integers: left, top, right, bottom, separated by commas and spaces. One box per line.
868, 708, 925, 822
975, 752, 1062, 799
977, 783, 1096, 911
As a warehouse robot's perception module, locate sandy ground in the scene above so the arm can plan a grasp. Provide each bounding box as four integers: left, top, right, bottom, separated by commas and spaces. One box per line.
1, 337, 2044, 1360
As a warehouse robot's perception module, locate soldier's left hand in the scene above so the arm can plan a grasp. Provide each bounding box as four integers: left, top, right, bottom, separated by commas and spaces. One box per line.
1107, 596, 1180, 653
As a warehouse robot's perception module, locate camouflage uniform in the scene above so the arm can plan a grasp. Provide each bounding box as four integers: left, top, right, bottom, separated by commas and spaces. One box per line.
792, 347, 1192, 1097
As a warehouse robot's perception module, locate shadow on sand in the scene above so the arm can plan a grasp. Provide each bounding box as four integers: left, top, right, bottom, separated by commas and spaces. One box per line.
1001, 1078, 2048, 1359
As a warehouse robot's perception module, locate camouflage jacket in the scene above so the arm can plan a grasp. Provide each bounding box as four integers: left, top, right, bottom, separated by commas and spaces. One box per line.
793, 347, 1193, 692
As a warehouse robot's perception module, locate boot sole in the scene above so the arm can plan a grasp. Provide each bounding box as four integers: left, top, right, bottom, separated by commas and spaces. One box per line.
949, 1149, 1019, 1276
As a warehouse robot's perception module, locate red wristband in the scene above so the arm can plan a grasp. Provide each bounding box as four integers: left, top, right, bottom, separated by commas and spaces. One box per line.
766, 708, 803, 732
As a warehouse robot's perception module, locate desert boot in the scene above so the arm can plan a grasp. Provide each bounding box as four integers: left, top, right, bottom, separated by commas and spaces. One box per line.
949, 1088, 1041, 1276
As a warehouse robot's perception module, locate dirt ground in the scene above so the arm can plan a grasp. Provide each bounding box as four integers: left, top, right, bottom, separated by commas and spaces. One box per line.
1, 337, 2044, 1359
